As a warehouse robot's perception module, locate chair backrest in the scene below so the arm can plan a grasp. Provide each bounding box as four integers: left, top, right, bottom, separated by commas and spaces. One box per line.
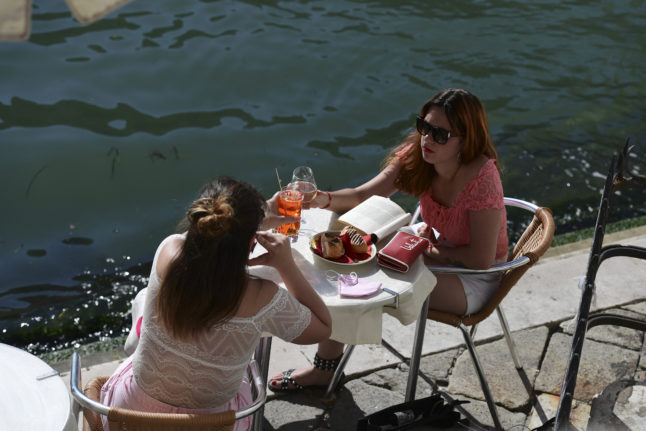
427, 203, 555, 327
71, 352, 264, 431
81, 376, 236, 431
81, 375, 237, 431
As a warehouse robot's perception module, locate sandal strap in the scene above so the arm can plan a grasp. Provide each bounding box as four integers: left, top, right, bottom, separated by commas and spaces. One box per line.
313, 353, 343, 371
280, 369, 303, 390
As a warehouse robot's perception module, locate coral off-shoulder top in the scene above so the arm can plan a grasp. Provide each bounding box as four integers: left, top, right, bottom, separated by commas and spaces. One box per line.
418, 158, 509, 261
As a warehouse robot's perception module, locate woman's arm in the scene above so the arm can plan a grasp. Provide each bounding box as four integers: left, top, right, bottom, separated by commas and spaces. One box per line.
308, 159, 403, 213
248, 231, 332, 343
424, 208, 502, 270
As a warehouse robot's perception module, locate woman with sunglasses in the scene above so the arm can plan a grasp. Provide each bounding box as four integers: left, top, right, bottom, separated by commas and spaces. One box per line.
100, 176, 332, 430
268, 88, 508, 393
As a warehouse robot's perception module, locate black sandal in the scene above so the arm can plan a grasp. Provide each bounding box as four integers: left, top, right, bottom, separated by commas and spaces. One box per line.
272, 369, 304, 392
268, 353, 345, 393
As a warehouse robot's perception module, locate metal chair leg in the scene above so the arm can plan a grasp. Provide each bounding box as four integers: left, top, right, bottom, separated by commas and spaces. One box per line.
459, 324, 503, 430
496, 306, 522, 369
405, 294, 431, 402
323, 344, 355, 400
252, 336, 272, 431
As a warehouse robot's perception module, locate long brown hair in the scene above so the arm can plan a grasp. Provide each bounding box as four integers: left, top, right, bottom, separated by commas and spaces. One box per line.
387, 88, 500, 197
157, 177, 266, 340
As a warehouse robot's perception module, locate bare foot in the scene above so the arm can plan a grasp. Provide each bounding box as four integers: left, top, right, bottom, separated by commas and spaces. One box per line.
268, 366, 334, 391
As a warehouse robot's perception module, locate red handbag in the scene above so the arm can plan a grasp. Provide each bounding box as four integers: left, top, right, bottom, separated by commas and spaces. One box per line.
377, 231, 430, 273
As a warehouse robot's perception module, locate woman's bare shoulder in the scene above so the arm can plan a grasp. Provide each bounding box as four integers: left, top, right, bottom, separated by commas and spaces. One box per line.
156, 235, 184, 279
459, 155, 489, 181
236, 277, 280, 318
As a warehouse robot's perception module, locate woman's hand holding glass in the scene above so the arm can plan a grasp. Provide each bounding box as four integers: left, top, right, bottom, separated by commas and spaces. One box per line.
262, 192, 299, 230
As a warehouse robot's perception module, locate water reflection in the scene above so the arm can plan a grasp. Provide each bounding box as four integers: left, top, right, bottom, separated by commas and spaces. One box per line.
0, 97, 306, 136
0, 261, 151, 355
1, 0, 645, 355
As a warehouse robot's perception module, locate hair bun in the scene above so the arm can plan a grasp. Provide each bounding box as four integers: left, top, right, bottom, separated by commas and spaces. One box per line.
188, 196, 235, 238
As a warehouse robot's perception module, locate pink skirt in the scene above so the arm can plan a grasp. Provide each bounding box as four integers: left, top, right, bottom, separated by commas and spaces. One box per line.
100, 357, 253, 430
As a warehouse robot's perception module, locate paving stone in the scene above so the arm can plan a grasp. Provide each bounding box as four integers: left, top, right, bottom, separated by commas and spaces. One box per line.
525, 393, 591, 431
262, 391, 327, 430
381, 314, 465, 358
560, 307, 645, 351
447, 394, 527, 430
447, 326, 549, 410
327, 378, 404, 430
362, 365, 433, 400
612, 384, 646, 431
626, 302, 646, 370
623, 300, 646, 316
593, 251, 646, 311
534, 332, 640, 402
418, 347, 463, 385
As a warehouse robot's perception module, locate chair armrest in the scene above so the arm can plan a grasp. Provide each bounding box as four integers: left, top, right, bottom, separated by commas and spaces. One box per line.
70, 352, 110, 416
410, 196, 539, 228
235, 359, 267, 419
426, 256, 531, 274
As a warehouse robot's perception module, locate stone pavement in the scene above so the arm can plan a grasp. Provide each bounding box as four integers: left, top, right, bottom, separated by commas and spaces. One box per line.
53, 226, 646, 430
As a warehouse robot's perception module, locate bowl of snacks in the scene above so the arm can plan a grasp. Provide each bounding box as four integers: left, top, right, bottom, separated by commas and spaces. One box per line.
309, 225, 377, 266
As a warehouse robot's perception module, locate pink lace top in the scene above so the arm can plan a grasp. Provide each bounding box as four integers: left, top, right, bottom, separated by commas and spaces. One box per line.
419, 159, 509, 261
133, 234, 312, 409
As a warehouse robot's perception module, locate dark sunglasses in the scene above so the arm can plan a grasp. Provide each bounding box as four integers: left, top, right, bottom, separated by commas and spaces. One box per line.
415, 116, 456, 145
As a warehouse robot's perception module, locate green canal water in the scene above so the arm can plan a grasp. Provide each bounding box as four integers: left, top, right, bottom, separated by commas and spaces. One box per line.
1, 0, 645, 354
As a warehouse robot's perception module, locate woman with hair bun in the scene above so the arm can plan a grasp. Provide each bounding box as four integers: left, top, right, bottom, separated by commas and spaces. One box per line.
100, 176, 332, 430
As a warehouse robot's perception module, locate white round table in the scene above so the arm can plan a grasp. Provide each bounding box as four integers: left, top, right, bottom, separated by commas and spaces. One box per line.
0, 343, 76, 431
249, 207, 436, 345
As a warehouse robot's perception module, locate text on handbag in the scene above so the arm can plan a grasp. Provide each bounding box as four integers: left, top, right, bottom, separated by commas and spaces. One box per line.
400, 237, 426, 251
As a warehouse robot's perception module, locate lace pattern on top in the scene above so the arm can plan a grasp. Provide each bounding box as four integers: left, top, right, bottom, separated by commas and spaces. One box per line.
420, 159, 509, 260
132, 235, 311, 409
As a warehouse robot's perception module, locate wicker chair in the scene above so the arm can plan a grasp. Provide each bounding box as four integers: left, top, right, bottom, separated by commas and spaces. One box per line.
404, 197, 555, 430
70, 352, 266, 431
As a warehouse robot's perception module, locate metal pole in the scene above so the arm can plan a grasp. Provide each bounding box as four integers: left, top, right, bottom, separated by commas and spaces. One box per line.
405, 294, 431, 402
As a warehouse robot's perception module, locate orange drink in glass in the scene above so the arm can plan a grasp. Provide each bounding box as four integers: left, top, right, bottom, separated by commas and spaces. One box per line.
276, 186, 304, 236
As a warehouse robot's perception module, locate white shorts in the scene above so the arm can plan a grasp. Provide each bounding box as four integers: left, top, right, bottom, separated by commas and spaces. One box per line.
404, 223, 502, 315
458, 271, 502, 315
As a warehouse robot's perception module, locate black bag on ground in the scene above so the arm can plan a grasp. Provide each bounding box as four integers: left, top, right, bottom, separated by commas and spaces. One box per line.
356, 393, 468, 431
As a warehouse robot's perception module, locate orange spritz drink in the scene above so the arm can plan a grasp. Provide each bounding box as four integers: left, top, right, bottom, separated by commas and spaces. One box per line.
276, 186, 304, 236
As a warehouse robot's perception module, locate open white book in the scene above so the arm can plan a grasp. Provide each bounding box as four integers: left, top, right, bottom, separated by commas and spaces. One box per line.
331, 195, 412, 241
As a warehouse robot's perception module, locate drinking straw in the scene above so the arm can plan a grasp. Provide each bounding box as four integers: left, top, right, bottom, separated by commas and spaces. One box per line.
275, 168, 282, 190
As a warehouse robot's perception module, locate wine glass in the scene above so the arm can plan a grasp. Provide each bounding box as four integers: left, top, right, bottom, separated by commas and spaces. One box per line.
291, 166, 318, 230
291, 166, 318, 204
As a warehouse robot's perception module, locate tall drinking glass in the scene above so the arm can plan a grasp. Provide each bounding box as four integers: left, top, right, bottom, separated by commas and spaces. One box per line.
275, 186, 304, 238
